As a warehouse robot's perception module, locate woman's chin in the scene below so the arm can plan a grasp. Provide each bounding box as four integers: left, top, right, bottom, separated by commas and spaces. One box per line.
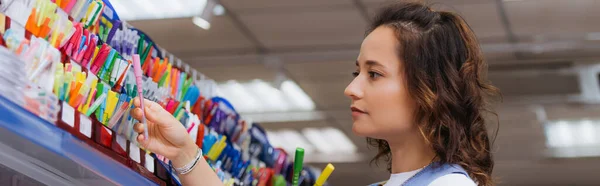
352, 121, 374, 137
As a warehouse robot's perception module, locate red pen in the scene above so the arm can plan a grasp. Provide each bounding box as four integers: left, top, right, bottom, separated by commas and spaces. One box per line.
90, 44, 110, 74
81, 35, 97, 66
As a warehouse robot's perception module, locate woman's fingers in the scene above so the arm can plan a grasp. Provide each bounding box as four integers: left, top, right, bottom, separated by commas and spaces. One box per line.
136, 133, 151, 149
131, 97, 179, 127
134, 122, 144, 133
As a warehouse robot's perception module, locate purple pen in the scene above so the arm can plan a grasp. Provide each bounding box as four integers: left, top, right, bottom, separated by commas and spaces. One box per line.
106, 20, 121, 44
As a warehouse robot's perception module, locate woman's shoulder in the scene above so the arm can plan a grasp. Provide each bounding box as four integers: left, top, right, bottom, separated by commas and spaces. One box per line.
368, 181, 386, 186
428, 174, 476, 186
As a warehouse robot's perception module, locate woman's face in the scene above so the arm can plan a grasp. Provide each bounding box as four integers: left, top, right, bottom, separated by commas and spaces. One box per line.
344, 26, 417, 140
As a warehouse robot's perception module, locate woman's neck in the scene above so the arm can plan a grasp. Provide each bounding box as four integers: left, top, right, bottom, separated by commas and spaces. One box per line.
387, 134, 436, 174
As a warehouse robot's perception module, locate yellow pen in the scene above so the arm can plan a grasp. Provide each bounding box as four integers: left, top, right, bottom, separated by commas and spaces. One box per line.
63, 64, 73, 101
50, 14, 62, 47
175, 109, 185, 121
83, 1, 96, 23
53, 63, 64, 95
104, 91, 118, 124
59, 21, 74, 48
165, 63, 172, 88
36, 0, 46, 27
90, 46, 99, 68
80, 76, 97, 112
50, 22, 60, 47
314, 164, 335, 186
48, 7, 57, 27
208, 136, 227, 161
75, 74, 96, 109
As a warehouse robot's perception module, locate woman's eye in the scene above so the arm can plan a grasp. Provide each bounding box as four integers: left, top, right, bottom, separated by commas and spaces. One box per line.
369, 71, 382, 79
352, 71, 359, 77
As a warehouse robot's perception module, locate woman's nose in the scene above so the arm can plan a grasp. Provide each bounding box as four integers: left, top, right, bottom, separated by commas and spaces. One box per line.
344, 78, 364, 100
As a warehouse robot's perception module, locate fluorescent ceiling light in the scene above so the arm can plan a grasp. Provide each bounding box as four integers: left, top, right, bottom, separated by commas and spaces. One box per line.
268, 127, 356, 155
109, 0, 222, 20
217, 81, 261, 113
213, 4, 226, 16
245, 80, 290, 112
192, 16, 211, 30
267, 129, 315, 155
302, 128, 336, 154
544, 119, 600, 158
217, 79, 315, 114
544, 119, 600, 148
281, 80, 316, 111
267, 128, 359, 162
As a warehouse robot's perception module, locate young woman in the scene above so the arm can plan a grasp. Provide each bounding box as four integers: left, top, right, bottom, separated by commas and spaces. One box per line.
346, 2, 497, 186
130, 1, 498, 186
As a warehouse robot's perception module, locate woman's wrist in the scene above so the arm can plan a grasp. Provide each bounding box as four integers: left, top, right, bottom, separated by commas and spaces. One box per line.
171, 141, 200, 168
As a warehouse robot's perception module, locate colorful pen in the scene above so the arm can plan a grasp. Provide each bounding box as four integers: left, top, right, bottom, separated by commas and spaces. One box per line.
85, 93, 106, 116
293, 148, 305, 186
314, 163, 335, 186
133, 54, 148, 138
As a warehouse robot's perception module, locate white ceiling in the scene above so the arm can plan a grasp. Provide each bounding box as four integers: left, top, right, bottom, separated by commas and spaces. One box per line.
129, 0, 600, 185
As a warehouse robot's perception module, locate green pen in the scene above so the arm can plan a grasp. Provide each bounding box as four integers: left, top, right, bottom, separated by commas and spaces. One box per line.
158, 71, 169, 87
173, 101, 184, 116
85, 93, 107, 116
181, 78, 192, 100
293, 148, 304, 186
141, 41, 153, 64
103, 53, 118, 82
137, 34, 145, 54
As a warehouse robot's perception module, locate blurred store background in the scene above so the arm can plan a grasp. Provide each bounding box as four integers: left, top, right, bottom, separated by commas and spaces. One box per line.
115, 0, 600, 185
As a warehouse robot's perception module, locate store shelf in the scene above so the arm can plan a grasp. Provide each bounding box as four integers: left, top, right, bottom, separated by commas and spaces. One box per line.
0, 95, 157, 186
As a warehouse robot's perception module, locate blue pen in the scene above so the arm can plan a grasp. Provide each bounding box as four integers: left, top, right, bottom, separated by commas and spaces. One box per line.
202, 134, 217, 154
177, 72, 184, 99
79, 35, 86, 52
100, 50, 116, 78
115, 94, 126, 110
98, 87, 108, 120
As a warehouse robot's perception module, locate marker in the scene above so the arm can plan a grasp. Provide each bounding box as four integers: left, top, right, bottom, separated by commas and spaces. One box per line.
132, 54, 148, 139
85, 93, 107, 116
314, 163, 335, 186
293, 148, 304, 186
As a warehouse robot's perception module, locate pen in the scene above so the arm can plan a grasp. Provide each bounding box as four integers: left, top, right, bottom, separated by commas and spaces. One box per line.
132, 54, 148, 138
314, 163, 335, 186
293, 148, 304, 186
85, 93, 107, 116
108, 101, 129, 129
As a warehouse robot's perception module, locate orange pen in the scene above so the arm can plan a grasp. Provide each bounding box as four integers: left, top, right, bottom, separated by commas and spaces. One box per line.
25, 10, 37, 33
68, 82, 82, 105
38, 18, 51, 37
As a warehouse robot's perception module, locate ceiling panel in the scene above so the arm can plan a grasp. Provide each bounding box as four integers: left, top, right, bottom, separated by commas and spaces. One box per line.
220, 0, 352, 11
489, 73, 580, 97
285, 61, 356, 81
238, 8, 367, 49
506, 0, 600, 37
191, 63, 275, 82
545, 104, 600, 120
129, 15, 256, 59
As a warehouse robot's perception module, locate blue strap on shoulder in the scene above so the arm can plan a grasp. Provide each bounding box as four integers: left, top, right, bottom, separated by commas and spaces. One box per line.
403, 162, 470, 186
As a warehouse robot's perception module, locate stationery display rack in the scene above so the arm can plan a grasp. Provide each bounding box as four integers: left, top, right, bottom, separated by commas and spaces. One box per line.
0, 0, 334, 186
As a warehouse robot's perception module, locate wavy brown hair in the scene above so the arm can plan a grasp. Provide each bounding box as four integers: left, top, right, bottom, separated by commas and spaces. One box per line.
366, 1, 499, 186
